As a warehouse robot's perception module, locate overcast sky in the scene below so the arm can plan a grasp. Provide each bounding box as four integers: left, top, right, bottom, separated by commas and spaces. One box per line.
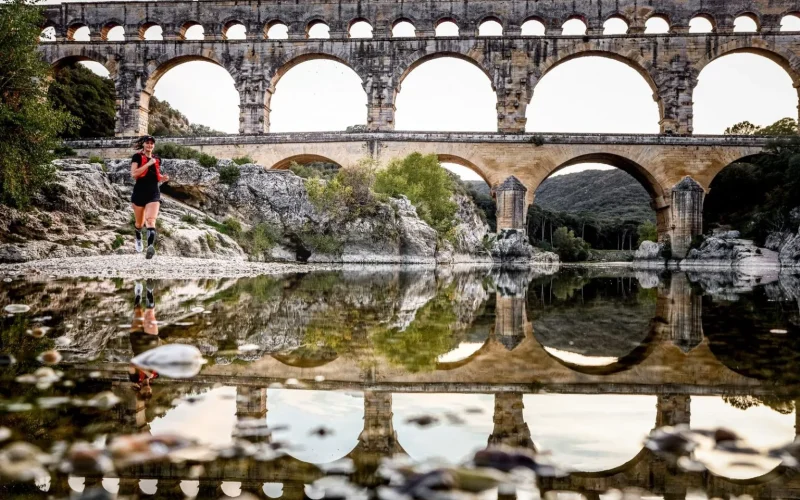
65, 17, 800, 181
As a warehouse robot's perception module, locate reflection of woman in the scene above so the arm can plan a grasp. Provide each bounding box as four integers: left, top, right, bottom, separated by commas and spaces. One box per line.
129, 280, 160, 399
130, 135, 169, 260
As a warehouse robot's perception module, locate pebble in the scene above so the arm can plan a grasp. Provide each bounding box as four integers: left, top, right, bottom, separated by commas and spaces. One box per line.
4, 304, 30, 314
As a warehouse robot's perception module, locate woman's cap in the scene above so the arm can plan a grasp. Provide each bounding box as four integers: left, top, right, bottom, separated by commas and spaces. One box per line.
142, 135, 156, 143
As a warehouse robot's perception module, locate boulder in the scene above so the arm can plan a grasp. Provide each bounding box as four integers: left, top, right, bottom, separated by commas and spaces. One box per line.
491, 229, 559, 264
635, 241, 664, 260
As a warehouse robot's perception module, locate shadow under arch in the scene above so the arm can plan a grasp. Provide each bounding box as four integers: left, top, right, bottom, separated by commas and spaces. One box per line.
437, 153, 493, 186
50, 54, 115, 76
546, 152, 665, 200
269, 154, 343, 171
535, 318, 661, 376
270, 351, 339, 368
434, 337, 493, 370
704, 152, 772, 188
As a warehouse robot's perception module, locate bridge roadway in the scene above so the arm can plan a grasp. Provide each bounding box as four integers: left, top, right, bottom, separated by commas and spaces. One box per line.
68, 131, 769, 257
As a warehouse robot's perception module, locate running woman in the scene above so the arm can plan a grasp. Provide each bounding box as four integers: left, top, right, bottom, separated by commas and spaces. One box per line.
129, 280, 159, 400
130, 136, 169, 259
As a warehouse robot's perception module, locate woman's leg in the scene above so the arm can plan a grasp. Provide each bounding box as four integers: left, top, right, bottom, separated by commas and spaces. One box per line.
132, 204, 146, 252
143, 202, 161, 258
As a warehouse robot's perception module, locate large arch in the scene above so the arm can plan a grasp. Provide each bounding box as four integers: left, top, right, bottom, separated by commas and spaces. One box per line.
268, 54, 368, 132
143, 55, 240, 135
394, 53, 497, 132
270, 154, 343, 171
693, 47, 800, 134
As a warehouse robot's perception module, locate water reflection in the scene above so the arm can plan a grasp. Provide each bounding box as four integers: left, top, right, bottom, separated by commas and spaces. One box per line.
1, 267, 800, 497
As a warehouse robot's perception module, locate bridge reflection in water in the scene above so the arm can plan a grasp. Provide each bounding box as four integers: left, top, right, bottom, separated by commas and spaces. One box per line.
4, 267, 800, 499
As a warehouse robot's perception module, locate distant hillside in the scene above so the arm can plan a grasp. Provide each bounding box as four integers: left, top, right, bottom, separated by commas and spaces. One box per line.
148, 97, 224, 137
534, 169, 655, 224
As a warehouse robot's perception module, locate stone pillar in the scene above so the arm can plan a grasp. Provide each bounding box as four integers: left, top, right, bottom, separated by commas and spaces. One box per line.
116, 477, 141, 496
358, 391, 396, 453
281, 482, 306, 500
155, 478, 186, 498
237, 75, 270, 134
655, 64, 697, 135
489, 393, 534, 448
196, 480, 223, 498
114, 67, 150, 137
655, 394, 691, 428
236, 386, 267, 420
364, 71, 395, 131
670, 177, 705, 259
667, 273, 703, 352
495, 176, 528, 232
494, 270, 530, 351
496, 80, 528, 133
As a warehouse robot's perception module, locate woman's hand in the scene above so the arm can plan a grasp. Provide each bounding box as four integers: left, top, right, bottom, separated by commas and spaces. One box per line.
160, 174, 170, 183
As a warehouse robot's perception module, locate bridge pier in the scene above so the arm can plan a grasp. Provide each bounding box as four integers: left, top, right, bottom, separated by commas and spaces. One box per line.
489, 392, 534, 449
666, 273, 703, 352
495, 176, 528, 233
237, 75, 270, 134
670, 177, 705, 259
236, 386, 267, 421
114, 68, 150, 137
493, 269, 532, 351
656, 394, 691, 427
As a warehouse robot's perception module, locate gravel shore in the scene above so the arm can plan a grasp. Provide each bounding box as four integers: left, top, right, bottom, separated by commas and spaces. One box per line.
0, 255, 343, 279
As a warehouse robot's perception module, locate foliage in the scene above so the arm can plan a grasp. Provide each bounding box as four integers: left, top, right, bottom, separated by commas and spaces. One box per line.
218, 165, 241, 185
637, 221, 658, 247
289, 161, 339, 180
0, 0, 76, 208
47, 64, 115, 138
205, 232, 217, 251
202, 216, 276, 258
304, 159, 378, 221
181, 213, 198, 224
374, 153, 458, 234
111, 234, 124, 249
372, 286, 458, 372
725, 118, 798, 136
461, 180, 496, 232
706, 120, 800, 244
88, 155, 103, 164
222, 217, 242, 236
300, 232, 344, 255
232, 156, 254, 165
552, 227, 591, 262
52, 145, 76, 157
154, 142, 218, 168
148, 96, 224, 136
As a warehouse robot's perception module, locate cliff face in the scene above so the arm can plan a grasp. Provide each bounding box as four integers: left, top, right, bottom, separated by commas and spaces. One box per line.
0, 158, 539, 265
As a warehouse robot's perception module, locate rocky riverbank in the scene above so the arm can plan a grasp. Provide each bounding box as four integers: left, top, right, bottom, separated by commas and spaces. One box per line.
0, 158, 558, 266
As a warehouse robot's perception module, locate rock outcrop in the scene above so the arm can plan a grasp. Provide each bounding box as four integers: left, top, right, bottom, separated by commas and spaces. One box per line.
490, 229, 559, 265
1, 158, 508, 265
682, 233, 779, 269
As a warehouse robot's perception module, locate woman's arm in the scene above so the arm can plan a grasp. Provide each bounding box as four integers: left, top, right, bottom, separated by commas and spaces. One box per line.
131, 158, 153, 179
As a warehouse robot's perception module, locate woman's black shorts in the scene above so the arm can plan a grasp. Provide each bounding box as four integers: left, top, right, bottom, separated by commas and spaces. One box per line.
131, 189, 161, 207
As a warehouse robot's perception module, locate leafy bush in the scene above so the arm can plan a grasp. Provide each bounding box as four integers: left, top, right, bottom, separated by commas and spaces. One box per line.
198, 153, 218, 168
305, 177, 352, 221
304, 159, 377, 220
552, 227, 591, 262
218, 165, 241, 185
289, 161, 339, 180
232, 156, 254, 165
338, 158, 377, 209
243, 223, 281, 258
181, 213, 198, 224
88, 155, 103, 164
154, 142, 197, 159
205, 232, 217, 251
111, 234, 124, 250
222, 217, 242, 236
374, 153, 458, 235
300, 232, 343, 256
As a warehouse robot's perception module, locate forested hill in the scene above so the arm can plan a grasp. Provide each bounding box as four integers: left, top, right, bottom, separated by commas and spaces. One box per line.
533, 169, 655, 224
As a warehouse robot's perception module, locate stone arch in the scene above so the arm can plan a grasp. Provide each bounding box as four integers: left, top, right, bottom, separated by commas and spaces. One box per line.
391, 17, 417, 37
434, 338, 493, 370
179, 20, 205, 40
547, 153, 664, 200
100, 20, 125, 41
264, 19, 289, 39
560, 15, 588, 35
304, 18, 330, 38
50, 53, 116, 76
780, 12, 800, 31
435, 17, 461, 36
395, 51, 496, 93
269, 154, 343, 171
66, 22, 89, 41
145, 54, 237, 95
689, 13, 717, 32
477, 15, 504, 36
39, 20, 58, 42
270, 352, 339, 368
348, 18, 374, 38
603, 14, 631, 34
138, 21, 164, 40
530, 50, 662, 126
734, 11, 762, 31
221, 19, 247, 40
436, 154, 493, 186
520, 16, 546, 36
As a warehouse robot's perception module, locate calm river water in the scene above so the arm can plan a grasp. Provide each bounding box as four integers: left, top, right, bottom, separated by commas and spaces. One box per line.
1, 266, 799, 499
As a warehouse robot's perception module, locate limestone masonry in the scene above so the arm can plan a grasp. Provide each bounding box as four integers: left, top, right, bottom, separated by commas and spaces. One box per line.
39, 0, 800, 256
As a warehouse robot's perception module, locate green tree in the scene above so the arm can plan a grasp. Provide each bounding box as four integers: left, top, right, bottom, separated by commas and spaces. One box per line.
552, 227, 591, 262
637, 221, 658, 247
725, 117, 798, 136
374, 153, 458, 236
47, 64, 116, 138
0, 0, 75, 207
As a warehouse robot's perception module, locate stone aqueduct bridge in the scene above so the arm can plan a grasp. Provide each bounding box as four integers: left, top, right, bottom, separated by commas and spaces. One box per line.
41, 0, 800, 256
